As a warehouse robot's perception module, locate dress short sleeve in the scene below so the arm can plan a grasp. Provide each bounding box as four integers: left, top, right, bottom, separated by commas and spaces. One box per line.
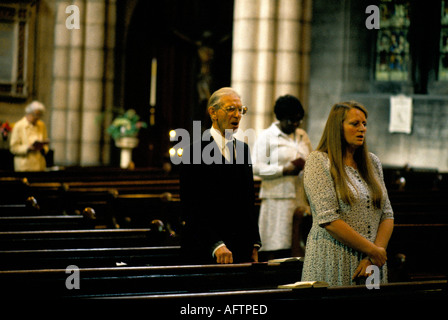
304, 151, 341, 226
369, 153, 394, 222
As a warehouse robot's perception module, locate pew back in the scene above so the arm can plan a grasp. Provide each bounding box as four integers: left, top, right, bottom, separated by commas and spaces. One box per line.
0, 228, 153, 250
0, 261, 303, 299
0, 246, 181, 270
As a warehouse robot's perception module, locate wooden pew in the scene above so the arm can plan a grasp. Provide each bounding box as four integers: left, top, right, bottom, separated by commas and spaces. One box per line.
0, 228, 154, 250
385, 188, 448, 280
388, 223, 448, 281
388, 190, 448, 224
2, 170, 181, 218
27, 179, 180, 197
383, 167, 444, 191
9, 166, 171, 184
99, 280, 448, 301
0, 215, 92, 231
1, 262, 445, 301
62, 179, 180, 195
111, 193, 182, 234
0, 246, 181, 270
0, 260, 303, 299
15, 186, 119, 226
0, 177, 31, 205
0, 179, 117, 222
25, 180, 181, 226
0, 199, 40, 216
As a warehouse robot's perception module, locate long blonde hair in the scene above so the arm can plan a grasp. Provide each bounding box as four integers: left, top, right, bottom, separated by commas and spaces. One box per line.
316, 101, 383, 208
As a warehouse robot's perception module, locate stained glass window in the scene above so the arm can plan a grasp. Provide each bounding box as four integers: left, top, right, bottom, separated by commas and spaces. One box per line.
0, 4, 31, 99
375, 0, 411, 81
439, 0, 448, 80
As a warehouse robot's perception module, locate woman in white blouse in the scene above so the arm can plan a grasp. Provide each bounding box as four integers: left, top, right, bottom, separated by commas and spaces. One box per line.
252, 95, 312, 259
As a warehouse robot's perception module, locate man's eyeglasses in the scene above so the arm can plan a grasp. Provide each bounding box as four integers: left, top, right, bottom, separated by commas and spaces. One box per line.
220, 105, 248, 116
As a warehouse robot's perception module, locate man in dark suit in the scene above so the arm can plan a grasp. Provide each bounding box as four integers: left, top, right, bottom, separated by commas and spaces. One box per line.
179, 87, 261, 264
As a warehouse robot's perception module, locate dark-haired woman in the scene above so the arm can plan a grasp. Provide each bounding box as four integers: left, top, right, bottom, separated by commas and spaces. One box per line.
301, 101, 394, 286
252, 95, 312, 259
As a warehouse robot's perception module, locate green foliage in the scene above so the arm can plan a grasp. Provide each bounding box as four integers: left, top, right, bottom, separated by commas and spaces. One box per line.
107, 109, 148, 140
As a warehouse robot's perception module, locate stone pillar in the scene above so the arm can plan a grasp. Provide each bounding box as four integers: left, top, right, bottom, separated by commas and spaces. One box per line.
232, 0, 312, 144
50, 0, 115, 166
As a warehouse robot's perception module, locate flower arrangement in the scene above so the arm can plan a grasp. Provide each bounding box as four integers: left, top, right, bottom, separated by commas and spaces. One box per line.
107, 109, 148, 140
0, 121, 12, 141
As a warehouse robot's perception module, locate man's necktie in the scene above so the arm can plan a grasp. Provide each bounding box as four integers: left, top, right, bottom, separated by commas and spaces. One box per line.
226, 140, 236, 163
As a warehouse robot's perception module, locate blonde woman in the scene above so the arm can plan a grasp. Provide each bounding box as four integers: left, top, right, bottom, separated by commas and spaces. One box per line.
301, 101, 394, 286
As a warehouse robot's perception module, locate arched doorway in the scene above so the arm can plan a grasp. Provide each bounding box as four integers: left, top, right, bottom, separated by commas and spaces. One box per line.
119, 0, 234, 168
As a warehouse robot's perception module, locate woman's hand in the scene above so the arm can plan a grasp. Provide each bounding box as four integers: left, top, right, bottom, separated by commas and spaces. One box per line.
367, 245, 387, 267
324, 220, 387, 267
352, 257, 373, 280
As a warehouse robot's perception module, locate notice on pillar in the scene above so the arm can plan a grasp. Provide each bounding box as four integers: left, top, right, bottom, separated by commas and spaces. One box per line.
389, 95, 413, 134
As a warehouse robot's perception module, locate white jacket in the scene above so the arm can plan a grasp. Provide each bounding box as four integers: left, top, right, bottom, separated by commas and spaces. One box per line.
252, 122, 312, 199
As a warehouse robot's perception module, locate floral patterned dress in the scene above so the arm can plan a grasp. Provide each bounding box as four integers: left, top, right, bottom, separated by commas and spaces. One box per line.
301, 151, 394, 286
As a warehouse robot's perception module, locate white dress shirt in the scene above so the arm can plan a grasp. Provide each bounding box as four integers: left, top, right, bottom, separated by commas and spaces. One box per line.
209, 126, 235, 162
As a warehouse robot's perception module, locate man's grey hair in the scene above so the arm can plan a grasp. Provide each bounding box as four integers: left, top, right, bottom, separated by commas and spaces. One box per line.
207, 87, 241, 110
25, 101, 45, 115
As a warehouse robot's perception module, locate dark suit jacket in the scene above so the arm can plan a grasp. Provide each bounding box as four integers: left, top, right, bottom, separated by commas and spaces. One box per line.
179, 130, 261, 264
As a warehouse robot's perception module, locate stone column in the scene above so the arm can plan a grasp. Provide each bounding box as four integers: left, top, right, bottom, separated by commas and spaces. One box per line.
232, 0, 312, 144
50, 0, 115, 166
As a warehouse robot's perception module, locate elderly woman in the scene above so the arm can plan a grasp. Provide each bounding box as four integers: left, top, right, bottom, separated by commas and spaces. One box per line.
252, 95, 312, 259
301, 101, 394, 286
10, 101, 49, 172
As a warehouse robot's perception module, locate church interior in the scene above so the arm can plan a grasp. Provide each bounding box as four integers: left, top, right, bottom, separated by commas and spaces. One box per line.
0, 0, 447, 306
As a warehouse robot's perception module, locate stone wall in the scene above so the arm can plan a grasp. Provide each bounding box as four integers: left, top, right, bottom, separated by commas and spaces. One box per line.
307, 0, 448, 171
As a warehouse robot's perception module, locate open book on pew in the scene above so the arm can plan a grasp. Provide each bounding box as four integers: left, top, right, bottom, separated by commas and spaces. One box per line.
267, 257, 304, 264
278, 280, 329, 289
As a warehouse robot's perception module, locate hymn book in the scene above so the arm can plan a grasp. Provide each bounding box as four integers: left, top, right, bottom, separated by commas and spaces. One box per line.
267, 257, 304, 264
278, 281, 329, 289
